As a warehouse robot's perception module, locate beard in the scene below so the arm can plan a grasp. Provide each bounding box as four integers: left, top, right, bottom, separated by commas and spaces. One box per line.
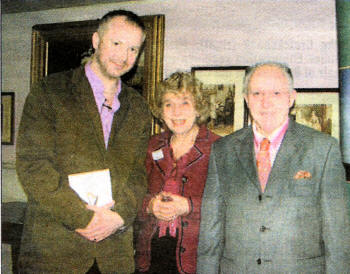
94, 51, 123, 81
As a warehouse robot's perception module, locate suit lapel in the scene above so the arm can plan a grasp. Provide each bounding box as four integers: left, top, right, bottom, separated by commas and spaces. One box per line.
236, 120, 304, 194
107, 83, 129, 150
181, 127, 208, 169
73, 70, 132, 154
184, 145, 203, 168
154, 143, 172, 178
72, 68, 106, 154
236, 129, 261, 191
265, 120, 304, 196
153, 140, 204, 177
152, 126, 208, 178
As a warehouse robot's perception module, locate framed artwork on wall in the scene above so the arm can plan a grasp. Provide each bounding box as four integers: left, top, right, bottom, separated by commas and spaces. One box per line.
291, 88, 339, 140
1, 92, 15, 145
30, 14, 165, 134
191, 66, 248, 136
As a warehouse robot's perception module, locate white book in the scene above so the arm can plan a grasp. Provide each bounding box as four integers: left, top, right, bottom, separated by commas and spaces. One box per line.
68, 169, 113, 206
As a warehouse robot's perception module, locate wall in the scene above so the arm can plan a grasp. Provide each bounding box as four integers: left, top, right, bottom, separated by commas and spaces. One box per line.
2, 0, 338, 202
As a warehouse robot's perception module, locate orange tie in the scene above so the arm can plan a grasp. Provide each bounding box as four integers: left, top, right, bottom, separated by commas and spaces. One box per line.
256, 138, 271, 193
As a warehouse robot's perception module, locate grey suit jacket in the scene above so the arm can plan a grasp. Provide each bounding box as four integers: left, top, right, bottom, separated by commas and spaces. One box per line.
197, 119, 350, 274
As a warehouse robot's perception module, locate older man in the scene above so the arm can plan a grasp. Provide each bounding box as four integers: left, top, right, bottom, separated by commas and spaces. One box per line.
16, 10, 151, 273
197, 62, 350, 273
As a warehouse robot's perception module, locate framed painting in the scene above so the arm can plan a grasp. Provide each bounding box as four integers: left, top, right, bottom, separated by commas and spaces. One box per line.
192, 66, 247, 136
291, 88, 339, 139
1, 92, 15, 145
30, 14, 165, 134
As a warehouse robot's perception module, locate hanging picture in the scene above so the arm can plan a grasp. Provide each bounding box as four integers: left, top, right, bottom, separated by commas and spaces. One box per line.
291, 89, 339, 139
192, 66, 247, 136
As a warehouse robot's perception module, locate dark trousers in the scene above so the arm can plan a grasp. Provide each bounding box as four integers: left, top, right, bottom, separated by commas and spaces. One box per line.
137, 229, 179, 274
86, 259, 101, 274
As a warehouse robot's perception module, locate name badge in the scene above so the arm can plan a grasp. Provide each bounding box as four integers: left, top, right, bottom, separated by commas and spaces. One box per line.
152, 149, 164, 160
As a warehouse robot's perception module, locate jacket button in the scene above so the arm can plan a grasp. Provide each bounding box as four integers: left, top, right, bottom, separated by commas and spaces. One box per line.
260, 226, 267, 232
257, 258, 262, 265
182, 221, 188, 227
182, 176, 188, 183
180, 247, 186, 253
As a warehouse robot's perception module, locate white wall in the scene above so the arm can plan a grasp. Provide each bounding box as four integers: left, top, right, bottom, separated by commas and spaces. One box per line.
2, 0, 338, 202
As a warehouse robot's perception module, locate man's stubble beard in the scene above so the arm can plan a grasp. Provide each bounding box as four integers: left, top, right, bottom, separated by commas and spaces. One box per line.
95, 51, 122, 81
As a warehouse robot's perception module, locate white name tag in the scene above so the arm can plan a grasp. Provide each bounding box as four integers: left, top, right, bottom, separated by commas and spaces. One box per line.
152, 149, 164, 160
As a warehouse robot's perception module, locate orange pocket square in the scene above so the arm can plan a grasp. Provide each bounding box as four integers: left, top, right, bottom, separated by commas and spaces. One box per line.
294, 170, 312, 179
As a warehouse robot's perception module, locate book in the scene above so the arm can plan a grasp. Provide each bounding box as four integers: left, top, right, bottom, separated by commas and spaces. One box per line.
68, 169, 113, 206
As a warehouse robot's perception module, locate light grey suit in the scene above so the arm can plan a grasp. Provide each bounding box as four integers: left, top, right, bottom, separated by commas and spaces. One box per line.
197, 119, 350, 273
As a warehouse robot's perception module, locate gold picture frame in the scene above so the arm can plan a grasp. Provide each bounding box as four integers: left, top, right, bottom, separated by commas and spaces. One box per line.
292, 89, 339, 140
1, 92, 15, 145
30, 14, 165, 134
192, 66, 247, 136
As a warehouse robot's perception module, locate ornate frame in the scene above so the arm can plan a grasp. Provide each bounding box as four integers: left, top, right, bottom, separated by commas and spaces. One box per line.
1, 92, 15, 145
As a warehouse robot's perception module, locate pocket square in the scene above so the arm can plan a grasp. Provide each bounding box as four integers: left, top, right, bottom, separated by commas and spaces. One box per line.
294, 170, 312, 179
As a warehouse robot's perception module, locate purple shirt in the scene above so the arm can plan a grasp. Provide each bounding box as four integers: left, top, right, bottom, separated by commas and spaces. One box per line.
85, 63, 121, 148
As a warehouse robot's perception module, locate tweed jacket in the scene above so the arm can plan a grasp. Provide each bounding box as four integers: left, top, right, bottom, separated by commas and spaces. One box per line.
197, 119, 350, 274
16, 66, 151, 273
135, 126, 220, 274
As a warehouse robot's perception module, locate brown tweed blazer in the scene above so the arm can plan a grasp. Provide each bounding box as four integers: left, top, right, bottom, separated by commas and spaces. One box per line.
16, 66, 151, 273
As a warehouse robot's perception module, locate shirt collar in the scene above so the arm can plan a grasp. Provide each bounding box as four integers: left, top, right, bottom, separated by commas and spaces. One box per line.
85, 63, 121, 112
253, 118, 289, 149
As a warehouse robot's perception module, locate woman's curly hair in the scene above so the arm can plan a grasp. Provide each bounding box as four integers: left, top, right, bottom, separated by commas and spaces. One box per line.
151, 72, 210, 125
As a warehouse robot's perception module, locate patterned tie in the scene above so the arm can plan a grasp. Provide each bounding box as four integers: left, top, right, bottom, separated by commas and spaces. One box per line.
256, 138, 271, 193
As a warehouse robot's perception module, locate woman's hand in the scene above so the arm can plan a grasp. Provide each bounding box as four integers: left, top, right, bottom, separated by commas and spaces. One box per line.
147, 192, 190, 221
162, 192, 190, 217
147, 194, 176, 221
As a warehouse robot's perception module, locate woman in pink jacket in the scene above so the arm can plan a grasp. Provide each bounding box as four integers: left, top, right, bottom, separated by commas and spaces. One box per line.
135, 72, 220, 274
